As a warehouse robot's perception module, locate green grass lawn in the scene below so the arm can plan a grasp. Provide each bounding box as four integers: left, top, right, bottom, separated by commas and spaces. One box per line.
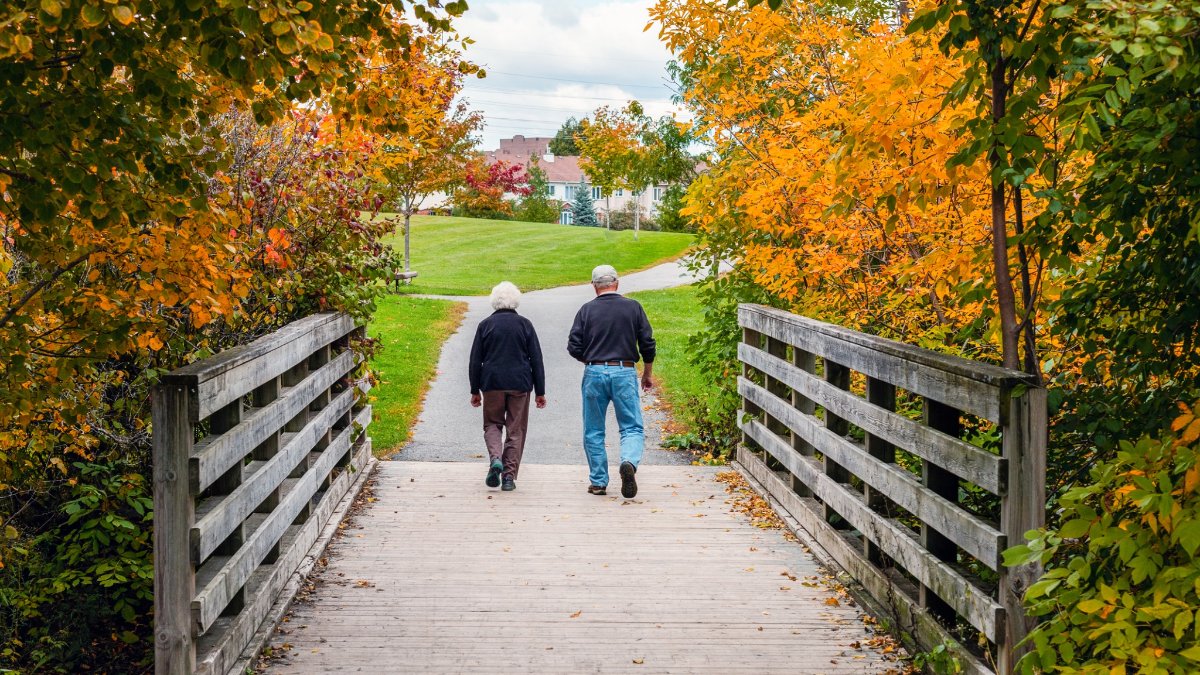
368, 295, 466, 455
381, 215, 694, 296
627, 284, 709, 430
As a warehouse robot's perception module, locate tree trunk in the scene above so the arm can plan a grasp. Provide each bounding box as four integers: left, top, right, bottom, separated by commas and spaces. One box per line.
989, 58, 1020, 371
606, 195, 611, 229
404, 198, 413, 284
633, 191, 640, 241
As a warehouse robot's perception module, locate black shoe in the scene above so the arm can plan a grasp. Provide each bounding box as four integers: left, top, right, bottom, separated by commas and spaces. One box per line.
486, 459, 502, 488
587, 485, 607, 496
620, 461, 637, 499
502, 476, 516, 491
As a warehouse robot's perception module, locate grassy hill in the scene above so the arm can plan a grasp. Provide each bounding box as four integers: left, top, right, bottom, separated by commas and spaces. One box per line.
380, 215, 694, 296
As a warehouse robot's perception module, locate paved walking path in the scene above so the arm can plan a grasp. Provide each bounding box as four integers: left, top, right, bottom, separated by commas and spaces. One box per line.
396, 260, 705, 470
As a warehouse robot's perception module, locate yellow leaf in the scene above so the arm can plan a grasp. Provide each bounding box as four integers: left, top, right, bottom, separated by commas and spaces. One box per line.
1182, 419, 1200, 445
111, 5, 133, 25
824, 597, 840, 607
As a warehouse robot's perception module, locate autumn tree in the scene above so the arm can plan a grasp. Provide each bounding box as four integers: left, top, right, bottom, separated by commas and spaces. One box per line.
452, 158, 532, 219
579, 101, 696, 239
364, 34, 483, 274
0, 0, 465, 668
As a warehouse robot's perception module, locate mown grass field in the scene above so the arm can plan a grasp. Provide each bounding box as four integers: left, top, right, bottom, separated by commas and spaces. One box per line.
368, 296, 466, 454
626, 284, 709, 432
381, 215, 694, 296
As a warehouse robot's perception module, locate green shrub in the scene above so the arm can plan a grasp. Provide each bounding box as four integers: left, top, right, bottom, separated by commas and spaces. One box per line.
1, 461, 154, 672
607, 201, 660, 232
1005, 400, 1200, 673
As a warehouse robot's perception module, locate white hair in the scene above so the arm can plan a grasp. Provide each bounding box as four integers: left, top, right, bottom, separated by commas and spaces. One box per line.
490, 281, 521, 310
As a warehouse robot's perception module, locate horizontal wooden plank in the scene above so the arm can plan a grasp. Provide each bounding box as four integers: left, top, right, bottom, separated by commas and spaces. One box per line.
259, 462, 901, 674
739, 305, 1015, 421
740, 343, 1006, 494
192, 406, 368, 633
737, 449, 995, 675
165, 313, 355, 422
191, 350, 357, 493
740, 418, 1002, 640
195, 438, 372, 675
740, 304, 1034, 389
192, 388, 356, 564
740, 378, 1004, 569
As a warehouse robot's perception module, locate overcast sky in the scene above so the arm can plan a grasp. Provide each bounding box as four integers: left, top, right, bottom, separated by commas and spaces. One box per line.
454, 0, 684, 150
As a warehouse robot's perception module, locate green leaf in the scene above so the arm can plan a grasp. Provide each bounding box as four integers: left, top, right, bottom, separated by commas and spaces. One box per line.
1077, 599, 1105, 613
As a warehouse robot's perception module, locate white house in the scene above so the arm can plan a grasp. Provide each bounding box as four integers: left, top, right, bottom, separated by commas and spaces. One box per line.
484, 135, 671, 225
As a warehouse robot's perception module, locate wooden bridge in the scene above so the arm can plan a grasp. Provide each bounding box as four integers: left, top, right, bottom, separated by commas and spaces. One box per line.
152, 305, 1044, 674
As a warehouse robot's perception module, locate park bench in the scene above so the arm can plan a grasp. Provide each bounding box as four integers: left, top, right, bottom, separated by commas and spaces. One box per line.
393, 270, 418, 289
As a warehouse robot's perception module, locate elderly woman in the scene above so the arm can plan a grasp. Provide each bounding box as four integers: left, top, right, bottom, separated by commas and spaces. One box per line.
469, 281, 546, 491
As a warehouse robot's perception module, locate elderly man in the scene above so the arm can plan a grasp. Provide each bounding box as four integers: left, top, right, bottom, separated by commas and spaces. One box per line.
567, 264, 655, 498
470, 281, 547, 492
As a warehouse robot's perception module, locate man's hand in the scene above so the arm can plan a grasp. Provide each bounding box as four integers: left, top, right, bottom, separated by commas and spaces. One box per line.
535, 395, 547, 409
470, 393, 482, 408
641, 374, 654, 392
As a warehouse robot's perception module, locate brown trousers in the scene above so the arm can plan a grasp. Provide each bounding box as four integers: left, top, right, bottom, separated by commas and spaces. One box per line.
482, 390, 530, 479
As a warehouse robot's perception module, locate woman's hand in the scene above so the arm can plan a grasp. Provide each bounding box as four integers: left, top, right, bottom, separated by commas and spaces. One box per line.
535, 395, 547, 409
470, 393, 482, 408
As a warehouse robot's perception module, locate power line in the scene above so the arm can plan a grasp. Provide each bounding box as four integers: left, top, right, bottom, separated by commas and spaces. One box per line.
462, 85, 650, 103
466, 45, 667, 65
485, 70, 669, 91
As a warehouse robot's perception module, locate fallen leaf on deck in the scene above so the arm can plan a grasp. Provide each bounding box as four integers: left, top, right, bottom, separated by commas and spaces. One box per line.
570, 611, 582, 619
633, 658, 644, 664
824, 597, 840, 606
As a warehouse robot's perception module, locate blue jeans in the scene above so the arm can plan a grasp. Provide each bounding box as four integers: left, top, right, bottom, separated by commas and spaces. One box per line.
582, 365, 644, 487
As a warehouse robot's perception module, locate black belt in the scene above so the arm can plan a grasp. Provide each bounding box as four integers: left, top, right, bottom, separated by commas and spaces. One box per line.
588, 360, 636, 367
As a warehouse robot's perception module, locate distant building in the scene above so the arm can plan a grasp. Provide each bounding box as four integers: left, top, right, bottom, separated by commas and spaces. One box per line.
484, 135, 671, 226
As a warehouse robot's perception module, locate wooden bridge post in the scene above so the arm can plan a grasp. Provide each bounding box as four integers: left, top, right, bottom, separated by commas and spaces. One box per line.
764, 336, 790, 473
790, 347, 817, 498
921, 398, 962, 624
822, 359, 851, 527
741, 327, 764, 461
998, 387, 1047, 674
863, 377, 895, 566
153, 383, 195, 675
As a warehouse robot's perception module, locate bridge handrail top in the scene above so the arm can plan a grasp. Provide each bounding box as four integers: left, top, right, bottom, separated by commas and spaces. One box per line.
738, 304, 1039, 391
160, 312, 353, 387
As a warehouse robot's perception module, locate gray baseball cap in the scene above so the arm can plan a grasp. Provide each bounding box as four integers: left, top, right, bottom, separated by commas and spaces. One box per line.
591, 264, 618, 284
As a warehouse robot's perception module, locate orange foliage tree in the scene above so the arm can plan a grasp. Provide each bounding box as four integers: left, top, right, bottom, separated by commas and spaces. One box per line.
651, 0, 1074, 358
0, 1, 465, 668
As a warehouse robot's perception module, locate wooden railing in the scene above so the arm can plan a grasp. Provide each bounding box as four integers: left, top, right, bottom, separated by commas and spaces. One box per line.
736, 305, 1045, 674
153, 313, 373, 675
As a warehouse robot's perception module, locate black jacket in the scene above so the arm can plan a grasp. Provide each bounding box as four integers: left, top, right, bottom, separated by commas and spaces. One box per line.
567, 293, 656, 364
469, 309, 546, 396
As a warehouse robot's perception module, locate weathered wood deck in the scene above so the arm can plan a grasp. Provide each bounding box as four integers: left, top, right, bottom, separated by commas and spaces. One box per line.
259, 462, 903, 674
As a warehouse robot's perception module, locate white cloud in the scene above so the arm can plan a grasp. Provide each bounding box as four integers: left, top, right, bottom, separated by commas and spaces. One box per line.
453, 0, 687, 149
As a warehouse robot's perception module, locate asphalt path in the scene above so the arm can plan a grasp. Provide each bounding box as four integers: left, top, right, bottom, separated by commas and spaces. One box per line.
391, 260, 703, 474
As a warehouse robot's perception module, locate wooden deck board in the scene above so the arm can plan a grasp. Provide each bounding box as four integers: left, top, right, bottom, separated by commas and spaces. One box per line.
260, 462, 904, 674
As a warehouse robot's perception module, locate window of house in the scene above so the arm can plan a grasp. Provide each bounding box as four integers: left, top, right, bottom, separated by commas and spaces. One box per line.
565, 185, 576, 199
616, 189, 624, 197
546, 185, 556, 196
560, 211, 574, 225
653, 187, 663, 201
592, 187, 602, 200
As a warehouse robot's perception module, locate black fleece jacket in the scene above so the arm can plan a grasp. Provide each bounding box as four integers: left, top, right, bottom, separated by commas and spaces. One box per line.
567, 293, 656, 364
469, 309, 546, 396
